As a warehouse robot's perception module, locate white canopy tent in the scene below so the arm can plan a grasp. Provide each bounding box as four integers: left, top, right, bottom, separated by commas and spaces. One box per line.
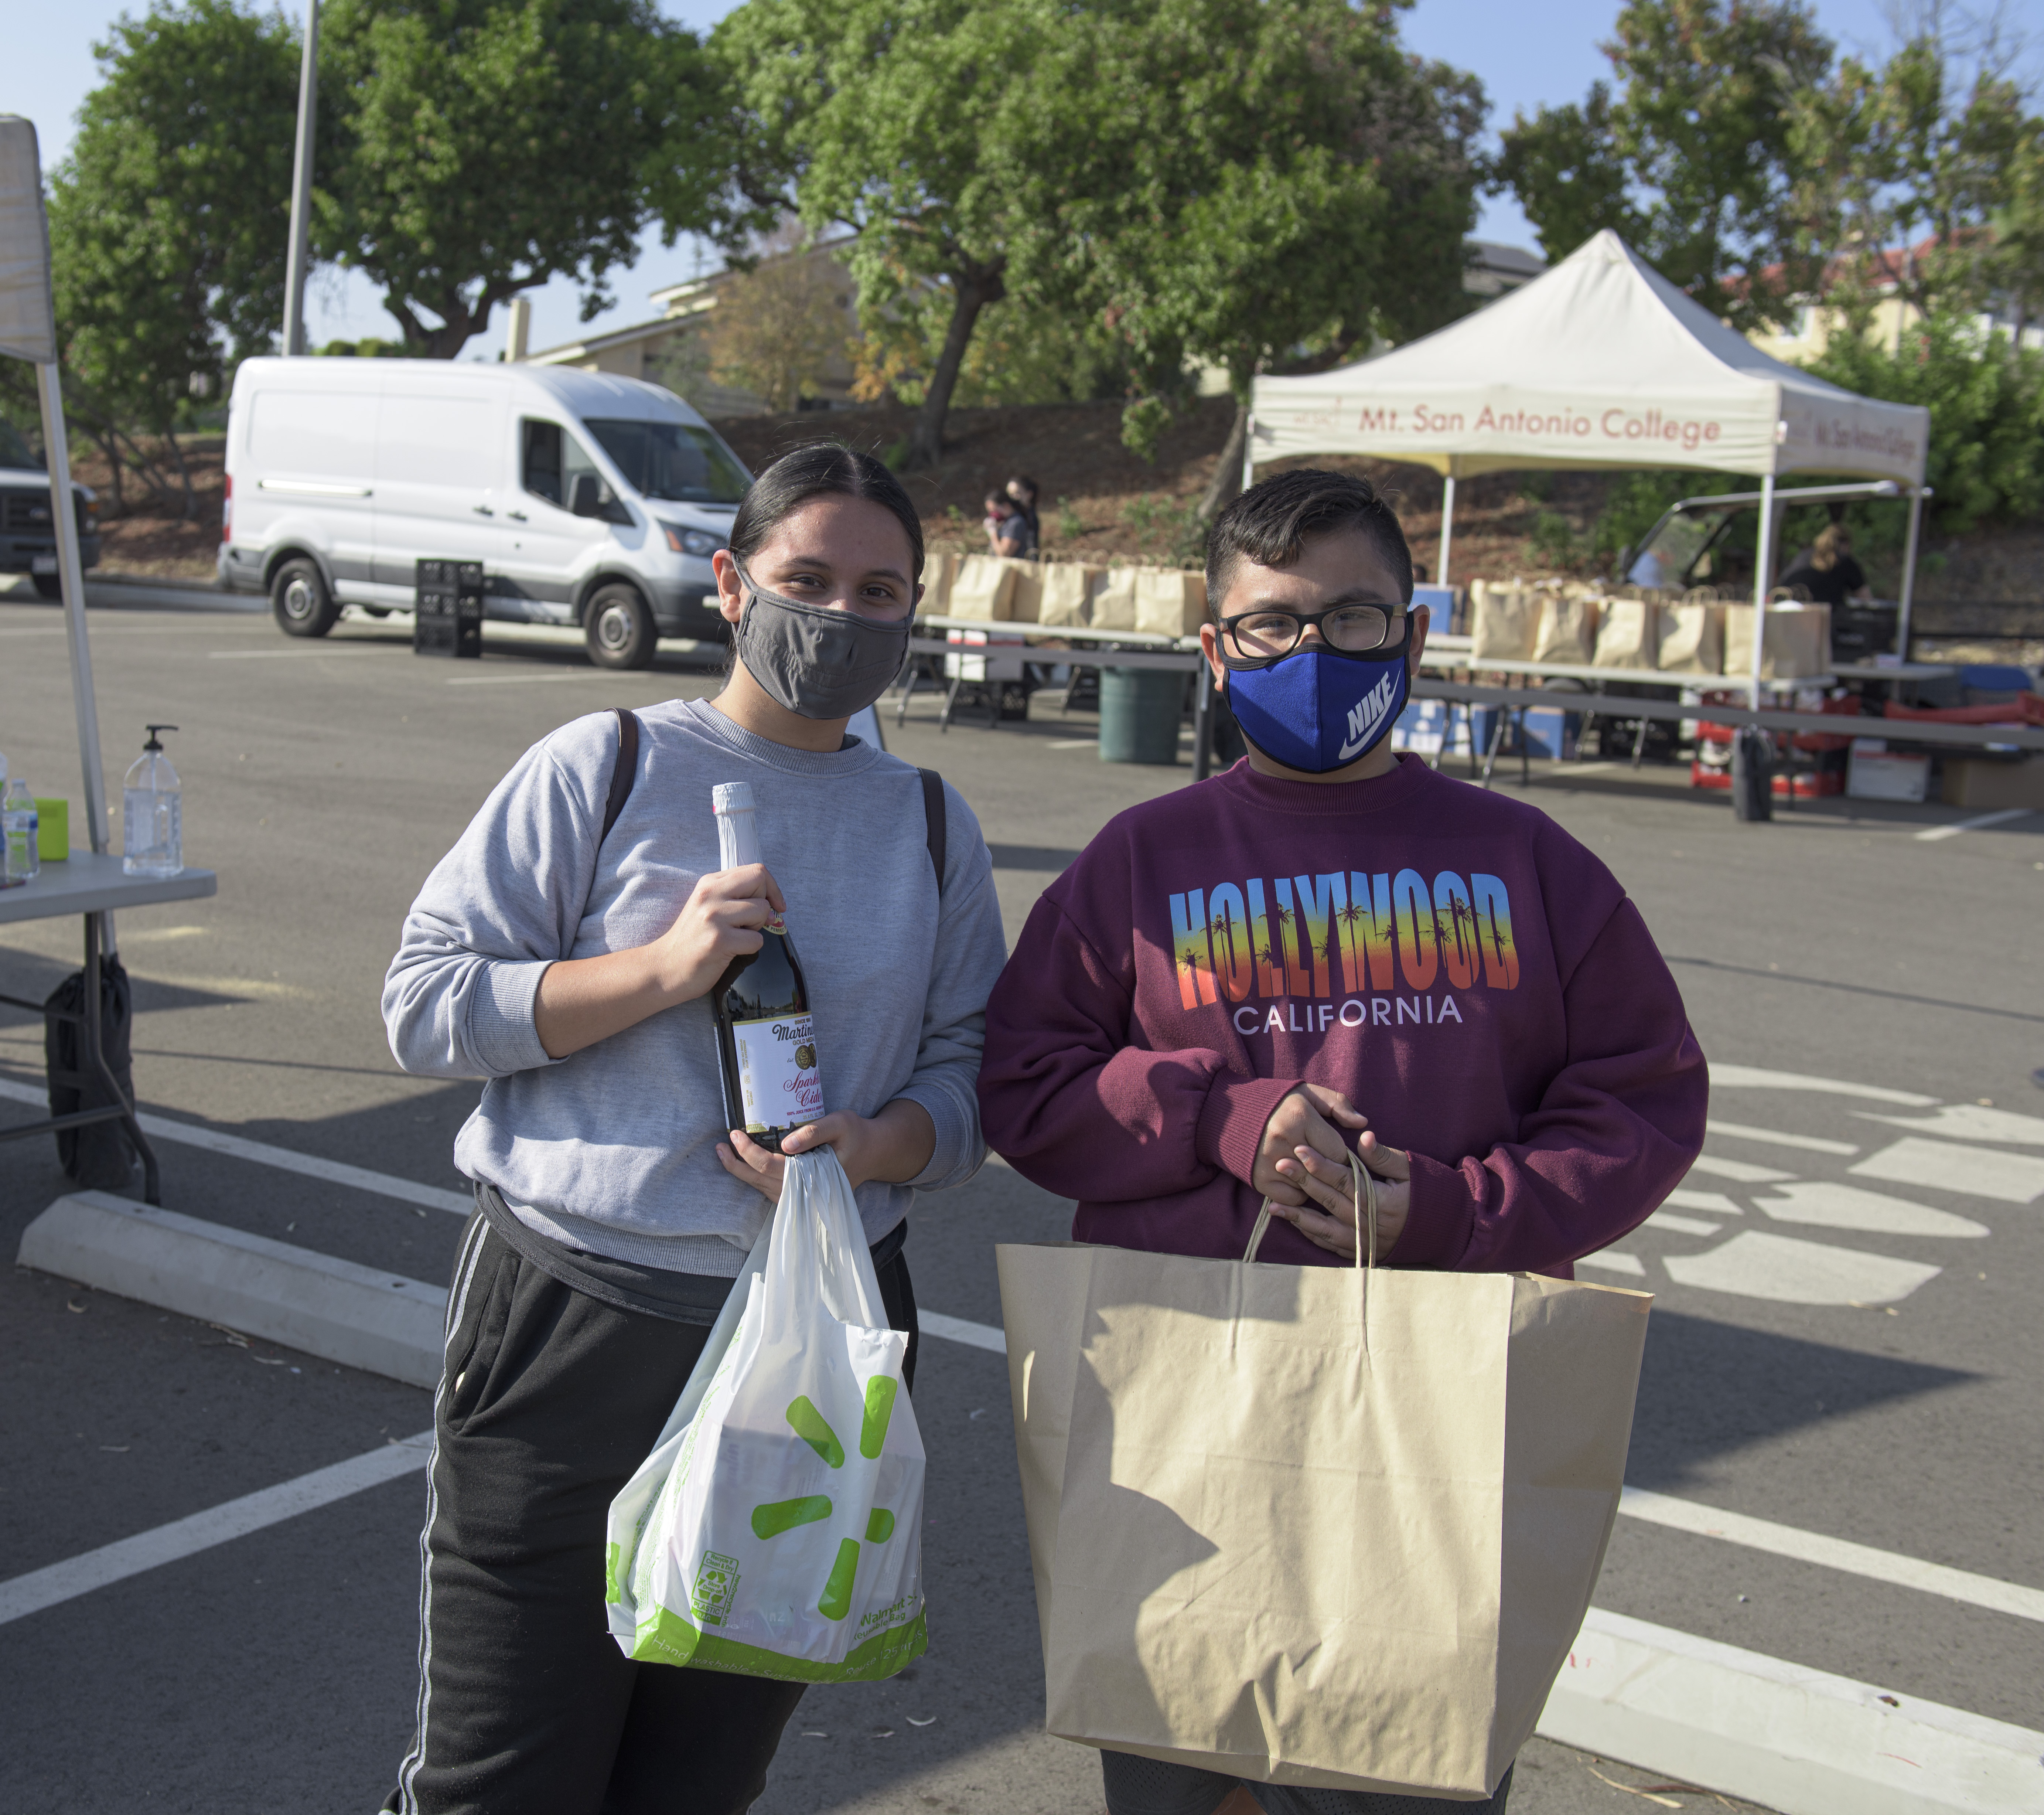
1248, 231, 1934, 697
0, 116, 110, 855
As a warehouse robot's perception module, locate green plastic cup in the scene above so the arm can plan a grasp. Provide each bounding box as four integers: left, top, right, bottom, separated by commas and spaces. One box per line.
34, 798, 68, 861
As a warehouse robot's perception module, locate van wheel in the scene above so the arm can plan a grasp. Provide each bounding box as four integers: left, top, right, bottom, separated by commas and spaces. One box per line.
586, 583, 656, 670
272, 558, 339, 637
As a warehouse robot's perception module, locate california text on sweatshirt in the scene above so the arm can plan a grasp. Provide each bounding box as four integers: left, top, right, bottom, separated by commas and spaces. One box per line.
977, 753, 1706, 1274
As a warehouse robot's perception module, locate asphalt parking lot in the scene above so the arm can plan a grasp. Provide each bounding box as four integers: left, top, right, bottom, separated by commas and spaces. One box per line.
2, 582, 2038, 1813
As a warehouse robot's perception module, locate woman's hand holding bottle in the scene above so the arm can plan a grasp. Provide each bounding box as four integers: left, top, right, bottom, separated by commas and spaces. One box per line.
717, 1099, 936, 1201
532, 862, 786, 1060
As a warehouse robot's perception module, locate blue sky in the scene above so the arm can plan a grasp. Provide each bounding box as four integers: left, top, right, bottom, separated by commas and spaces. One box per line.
6, 0, 2015, 357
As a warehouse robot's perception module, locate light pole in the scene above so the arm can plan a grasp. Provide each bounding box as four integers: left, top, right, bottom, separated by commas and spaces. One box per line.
282, 0, 320, 355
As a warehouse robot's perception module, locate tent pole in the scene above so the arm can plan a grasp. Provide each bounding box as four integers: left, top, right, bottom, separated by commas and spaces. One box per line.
36, 360, 110, 857
1241, 412, 1256, 493
1438, 474, 1456, 586
1895, 487, 1924, 662
1748, 471, 1776, 712
283, 0, 320, 356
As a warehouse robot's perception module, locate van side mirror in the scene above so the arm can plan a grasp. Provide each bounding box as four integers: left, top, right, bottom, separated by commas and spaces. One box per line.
571, 472, 633, 526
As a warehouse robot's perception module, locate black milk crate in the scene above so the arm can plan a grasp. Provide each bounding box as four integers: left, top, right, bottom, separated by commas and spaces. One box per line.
414, 559, 485, 659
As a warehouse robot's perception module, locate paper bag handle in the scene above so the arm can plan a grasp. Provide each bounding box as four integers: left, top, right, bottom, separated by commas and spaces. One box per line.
1243, 1148, 1378, 1268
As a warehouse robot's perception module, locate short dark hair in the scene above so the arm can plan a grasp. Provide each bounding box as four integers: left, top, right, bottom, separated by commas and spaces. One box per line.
1205, 468, 1413, 616
730, 443, 925, 582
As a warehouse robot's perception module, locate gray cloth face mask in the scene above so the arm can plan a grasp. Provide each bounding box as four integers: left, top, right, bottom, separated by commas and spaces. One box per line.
733, 563, 914, 721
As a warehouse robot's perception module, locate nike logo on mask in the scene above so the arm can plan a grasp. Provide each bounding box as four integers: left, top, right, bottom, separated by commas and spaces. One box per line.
1336, 671, 1400, 762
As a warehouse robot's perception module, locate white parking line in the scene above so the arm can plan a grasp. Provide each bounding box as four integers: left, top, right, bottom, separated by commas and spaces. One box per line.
1914, 808, 2033, 842
1708, 1065, 1936, 1107
0, 1430, 434, 1629
0, 1079, 471, 1215
1705, 1118, 1859, 1155
1619, 1488, 2044, 1625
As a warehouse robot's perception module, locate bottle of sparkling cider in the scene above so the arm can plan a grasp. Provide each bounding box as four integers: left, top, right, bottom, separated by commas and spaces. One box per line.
709, 782, 823, 1154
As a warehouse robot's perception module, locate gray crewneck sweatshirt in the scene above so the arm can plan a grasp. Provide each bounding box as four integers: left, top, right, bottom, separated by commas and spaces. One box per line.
382, 697, 1007, 1274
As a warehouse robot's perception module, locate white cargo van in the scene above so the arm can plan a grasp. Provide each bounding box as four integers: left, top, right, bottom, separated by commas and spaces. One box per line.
219, 358, 751, 668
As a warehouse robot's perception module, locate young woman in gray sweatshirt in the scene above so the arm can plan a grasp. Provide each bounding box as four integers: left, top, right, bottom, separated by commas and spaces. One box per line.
378, 447, 1007, 1815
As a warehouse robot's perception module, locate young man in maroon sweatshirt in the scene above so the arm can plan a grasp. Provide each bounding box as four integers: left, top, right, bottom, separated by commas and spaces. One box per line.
977, 468, 1706, 1815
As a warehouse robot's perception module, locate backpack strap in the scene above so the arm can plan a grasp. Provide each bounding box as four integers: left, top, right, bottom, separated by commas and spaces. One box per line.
917, 767, 946, 896
602, 708, 640, 842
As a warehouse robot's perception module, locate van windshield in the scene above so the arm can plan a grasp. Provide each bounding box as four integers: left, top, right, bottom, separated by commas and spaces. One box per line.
584, 419, 748, 505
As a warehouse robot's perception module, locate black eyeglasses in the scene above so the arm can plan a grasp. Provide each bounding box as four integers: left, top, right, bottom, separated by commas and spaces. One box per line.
1218, 603, 1412, 665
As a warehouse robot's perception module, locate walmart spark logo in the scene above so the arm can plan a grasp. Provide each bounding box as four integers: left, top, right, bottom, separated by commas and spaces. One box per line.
736, 1380, 901, 1622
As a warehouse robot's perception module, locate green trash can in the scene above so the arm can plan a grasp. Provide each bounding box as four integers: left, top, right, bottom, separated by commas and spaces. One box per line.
1099, 667, 1183, 765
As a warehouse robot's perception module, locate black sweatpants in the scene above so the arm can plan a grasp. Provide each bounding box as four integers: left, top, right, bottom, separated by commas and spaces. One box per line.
385, 1213, 920, 1815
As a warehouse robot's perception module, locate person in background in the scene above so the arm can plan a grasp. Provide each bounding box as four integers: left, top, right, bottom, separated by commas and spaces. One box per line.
1625, 546, 1664, 589
976, 466, 1707, 1815
378, 444, 1007, 1815
985, 488, 1034, 558
1005, 474, 1042, 548
1777, 521, 1870, 609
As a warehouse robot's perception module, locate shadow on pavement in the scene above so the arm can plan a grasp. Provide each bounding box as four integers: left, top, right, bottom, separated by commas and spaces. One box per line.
1627, 1310, 1975, 1490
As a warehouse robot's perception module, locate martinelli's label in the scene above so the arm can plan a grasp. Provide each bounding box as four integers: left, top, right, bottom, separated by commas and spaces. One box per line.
733, 1012, 823, 1132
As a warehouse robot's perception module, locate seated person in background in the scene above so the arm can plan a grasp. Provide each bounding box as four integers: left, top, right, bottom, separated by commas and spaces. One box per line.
1625, 546, 1664, 589
985, 490, 1034, 558
1777, 522, 1870, 609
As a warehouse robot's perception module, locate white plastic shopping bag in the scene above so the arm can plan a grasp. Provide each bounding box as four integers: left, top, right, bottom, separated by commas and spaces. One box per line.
605, 1150, 927, 1681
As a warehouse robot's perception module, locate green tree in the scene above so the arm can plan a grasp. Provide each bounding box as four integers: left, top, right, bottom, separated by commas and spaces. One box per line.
1787, 30, 2038, 325
44, 0, 301, 512
1499, 0, 1833, 330
714, 0, 1073, 467
1045, 0, 1486, 517
1494, 82, 1642, 263
315, 0, 735, 357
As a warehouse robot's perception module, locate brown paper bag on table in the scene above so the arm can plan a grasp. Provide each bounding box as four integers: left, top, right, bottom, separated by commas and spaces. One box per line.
997, 1218, 1651, 1799
922, 550, 959, 615
1470, 580, 1540, 662
1038, 563, 1103, 629
1004, 557, 1044, 624
1656, 601, 1724, 675
1593, 597, 1662, 669
1531, 595, 1598, 664
948, 554, 1018, 622
1134, 568, 1208, 638
1722, 603, 1831, 679
1092, 566, 1140, 632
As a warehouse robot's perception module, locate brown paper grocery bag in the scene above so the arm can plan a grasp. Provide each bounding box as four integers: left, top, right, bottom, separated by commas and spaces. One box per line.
1656, 602, 1724, 675
949, 554, 1018, 622
1724, 603, 1830, 679
1593, 598, 1661, 669
1531, 595, 1598, 664
1470, 581, 1539, 663
1005, 557, 1044, 624
1134, 568, 1208, 638
1092, 566, 1140, 632
922, 550, 959, 615
997, 1223, 1649, 1799
1039, 563, 1103, 629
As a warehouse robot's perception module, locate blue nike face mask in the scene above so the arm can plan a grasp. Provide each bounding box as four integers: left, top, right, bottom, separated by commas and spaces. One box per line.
1221, 610, 1415, 774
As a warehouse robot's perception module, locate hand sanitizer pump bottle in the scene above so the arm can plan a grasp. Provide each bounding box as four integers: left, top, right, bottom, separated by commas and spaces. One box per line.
123, 723, 182, 877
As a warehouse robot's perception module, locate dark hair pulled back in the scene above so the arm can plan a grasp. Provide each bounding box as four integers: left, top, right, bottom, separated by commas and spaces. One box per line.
729, 443, 925, 583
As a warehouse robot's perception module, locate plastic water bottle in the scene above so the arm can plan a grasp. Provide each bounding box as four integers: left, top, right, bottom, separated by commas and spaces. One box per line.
123, 723, 183, 877
1, 778, 36, 886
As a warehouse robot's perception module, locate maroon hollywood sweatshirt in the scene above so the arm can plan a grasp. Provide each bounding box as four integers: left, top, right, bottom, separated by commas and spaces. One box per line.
977, 754, 1706, 1274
